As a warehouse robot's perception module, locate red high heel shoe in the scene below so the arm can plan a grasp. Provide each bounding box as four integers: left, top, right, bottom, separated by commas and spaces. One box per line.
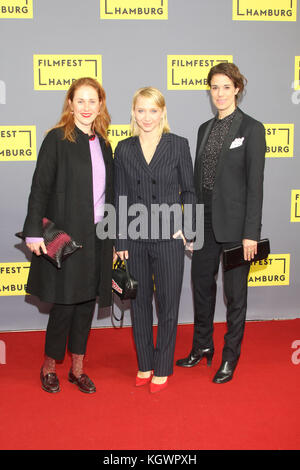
150, 377, 168, 394
136, 372, 152, 387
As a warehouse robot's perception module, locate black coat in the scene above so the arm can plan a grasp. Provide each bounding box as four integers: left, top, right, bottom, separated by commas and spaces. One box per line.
23, 126, 114, 306
194, 108, 266, 242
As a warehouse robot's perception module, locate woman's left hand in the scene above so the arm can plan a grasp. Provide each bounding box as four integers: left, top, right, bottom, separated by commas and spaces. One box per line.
172, 230, 194, 253
113, 247, 118, 263
172, 230, 186, 245
242, 239, 257, 261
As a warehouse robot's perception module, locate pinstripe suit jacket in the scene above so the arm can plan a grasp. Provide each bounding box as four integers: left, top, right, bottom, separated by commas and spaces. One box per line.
114, 132, 196, 251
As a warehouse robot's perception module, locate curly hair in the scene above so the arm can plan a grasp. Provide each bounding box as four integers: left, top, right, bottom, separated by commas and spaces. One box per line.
207, 63, 247, 102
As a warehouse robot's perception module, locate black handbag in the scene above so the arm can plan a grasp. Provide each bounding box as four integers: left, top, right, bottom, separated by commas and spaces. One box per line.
112, 258, 138, 300
223, 238, 270, 271
15, 217, 82, 269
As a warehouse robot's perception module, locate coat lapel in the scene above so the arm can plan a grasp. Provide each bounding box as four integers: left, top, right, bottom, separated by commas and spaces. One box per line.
131, 136, 153, 176
131, 134, 171, 176
99, 135, 111, 167
196, 119, 215, 161
98, 135, 114, 205
74, 127, 94, 203
150, 133, 171, 171
214, 107, 243, 180
194, 118, 215, 194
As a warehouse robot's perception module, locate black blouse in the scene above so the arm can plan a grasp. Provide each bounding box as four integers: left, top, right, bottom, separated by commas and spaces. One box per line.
202, 109, 237, 190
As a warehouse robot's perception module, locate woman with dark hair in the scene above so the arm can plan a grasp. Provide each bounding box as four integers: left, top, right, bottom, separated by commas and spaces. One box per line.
23, 77, 114, 393
176, 63, 266, 383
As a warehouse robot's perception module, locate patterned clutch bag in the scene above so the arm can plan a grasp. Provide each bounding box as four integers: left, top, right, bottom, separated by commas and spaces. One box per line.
15, 218, 82, 268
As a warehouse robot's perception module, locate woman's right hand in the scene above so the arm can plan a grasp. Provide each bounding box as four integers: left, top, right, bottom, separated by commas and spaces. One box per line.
116, 250, 129, 261
26, 241, 47, 256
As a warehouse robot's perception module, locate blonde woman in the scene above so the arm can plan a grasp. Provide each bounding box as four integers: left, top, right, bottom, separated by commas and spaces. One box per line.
23, 78, 114, 393
114, 87, 196, 393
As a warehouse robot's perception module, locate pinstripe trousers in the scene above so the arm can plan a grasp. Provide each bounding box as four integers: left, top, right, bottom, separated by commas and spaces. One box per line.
127, 238, 185, 376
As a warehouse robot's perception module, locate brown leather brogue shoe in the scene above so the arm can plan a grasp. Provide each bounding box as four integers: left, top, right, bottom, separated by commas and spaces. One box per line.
40, 368, 60, 393
68, 370, 96, 394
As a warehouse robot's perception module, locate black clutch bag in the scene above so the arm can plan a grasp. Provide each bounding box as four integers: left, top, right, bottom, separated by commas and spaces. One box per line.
112, 258, 138, 300
223, 238, 270, 271
15, 217, 82, 269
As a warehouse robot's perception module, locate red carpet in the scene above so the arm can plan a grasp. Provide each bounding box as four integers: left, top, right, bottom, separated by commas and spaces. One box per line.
0, 319, 299, 450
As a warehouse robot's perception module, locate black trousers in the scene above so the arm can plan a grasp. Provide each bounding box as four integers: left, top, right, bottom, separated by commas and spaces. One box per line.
44, 227, 101, 361
128, 239, 185, 376
45, 299, 96, 360
191, 191, 250, 362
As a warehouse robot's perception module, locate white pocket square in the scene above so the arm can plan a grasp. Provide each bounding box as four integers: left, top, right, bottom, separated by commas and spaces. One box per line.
230, 137, 244, 149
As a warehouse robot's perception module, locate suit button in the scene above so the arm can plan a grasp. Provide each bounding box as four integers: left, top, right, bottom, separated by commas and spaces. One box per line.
138, 195, 141, 200
152, 179, 156, 184
152, 195, 156, 200
137, 180, 140, 184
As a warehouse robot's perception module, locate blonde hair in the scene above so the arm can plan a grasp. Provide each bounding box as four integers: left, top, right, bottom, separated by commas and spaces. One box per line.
130, 87, 170, 136
50, 77, 111, 145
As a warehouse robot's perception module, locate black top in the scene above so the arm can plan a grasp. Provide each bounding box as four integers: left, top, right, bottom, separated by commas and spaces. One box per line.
202, 109, 237, 190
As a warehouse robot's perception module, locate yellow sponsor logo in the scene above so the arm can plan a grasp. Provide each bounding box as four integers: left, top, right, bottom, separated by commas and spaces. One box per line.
107, 125, 131, 154
248, 254, 290, 286
167, 55, 233, 90
291, 190, 300, 222
100, 0, 168, 19
232, 0, 297, 21
0, 0, 33, 18
0, 263, 30, 296
294, 57, 300, 90
33, 55, 102, 90
0, 126, 36, 161
264, 124, 294, 158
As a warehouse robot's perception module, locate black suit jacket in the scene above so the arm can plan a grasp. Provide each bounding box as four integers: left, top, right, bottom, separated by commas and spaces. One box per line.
194, 107, 266, 242
114, 132, 196, 251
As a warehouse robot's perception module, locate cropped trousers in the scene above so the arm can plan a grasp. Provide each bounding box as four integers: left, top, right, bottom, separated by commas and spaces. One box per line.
45, 299, 96, 361
44, 228, 101, 361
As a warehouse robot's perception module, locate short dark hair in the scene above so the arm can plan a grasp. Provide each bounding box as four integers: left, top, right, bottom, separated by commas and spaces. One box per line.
207, 62, 247, 101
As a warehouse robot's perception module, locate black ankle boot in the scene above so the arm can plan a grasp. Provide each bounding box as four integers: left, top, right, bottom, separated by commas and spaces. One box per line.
212, 360, 237, 384
176, 348, 214, 368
